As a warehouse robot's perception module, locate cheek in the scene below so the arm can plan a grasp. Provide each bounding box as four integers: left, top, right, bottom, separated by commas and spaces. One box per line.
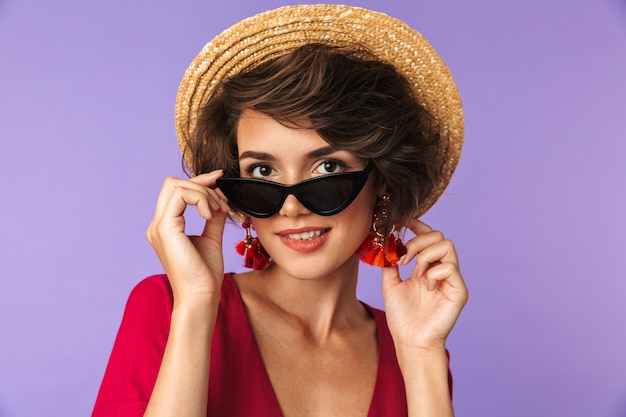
342, 190, 376, 239
349, 217, 373, 253
249, 218, 267, 235
359, 181, 379, 221
354, 207, 375, 238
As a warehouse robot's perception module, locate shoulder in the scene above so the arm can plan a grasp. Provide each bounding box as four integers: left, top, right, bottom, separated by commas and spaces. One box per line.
127, 273, 237, 307
123, 273, 237, 328
112, 275, 173, 342
128, 274, 172, 303
123, 274, 173, 321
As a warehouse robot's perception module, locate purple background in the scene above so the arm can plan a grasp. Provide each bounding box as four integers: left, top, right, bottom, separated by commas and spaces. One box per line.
1, 0, 625, 416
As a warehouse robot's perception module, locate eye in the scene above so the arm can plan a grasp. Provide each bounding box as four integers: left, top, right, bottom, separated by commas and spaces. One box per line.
249, 164, 275, 178
316, 160, 346, 174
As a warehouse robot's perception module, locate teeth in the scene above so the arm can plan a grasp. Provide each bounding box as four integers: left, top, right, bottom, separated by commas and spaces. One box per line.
286, 230, 324, 240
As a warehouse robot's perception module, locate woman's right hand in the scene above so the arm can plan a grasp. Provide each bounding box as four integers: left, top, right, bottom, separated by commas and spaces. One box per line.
146, 170, 229, 305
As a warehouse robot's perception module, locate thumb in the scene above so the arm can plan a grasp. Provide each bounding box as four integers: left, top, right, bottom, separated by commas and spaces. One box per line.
200, 208, 228, 245
381, 265, 402, 294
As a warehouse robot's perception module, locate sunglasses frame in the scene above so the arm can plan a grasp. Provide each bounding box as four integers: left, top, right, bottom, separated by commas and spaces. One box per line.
216, 162, 374, 218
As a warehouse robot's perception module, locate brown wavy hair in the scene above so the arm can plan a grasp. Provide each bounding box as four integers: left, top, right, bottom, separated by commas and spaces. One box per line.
187, 43, 441, 235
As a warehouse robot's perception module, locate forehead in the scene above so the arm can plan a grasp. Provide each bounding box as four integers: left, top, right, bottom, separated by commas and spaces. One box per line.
236, 109, 331, 160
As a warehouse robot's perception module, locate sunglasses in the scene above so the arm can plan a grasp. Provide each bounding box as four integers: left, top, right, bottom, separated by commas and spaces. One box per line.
216, 162, 373, 218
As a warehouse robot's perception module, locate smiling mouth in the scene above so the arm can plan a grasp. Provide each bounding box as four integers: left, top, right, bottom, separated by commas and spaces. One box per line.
284, 229, 330, 241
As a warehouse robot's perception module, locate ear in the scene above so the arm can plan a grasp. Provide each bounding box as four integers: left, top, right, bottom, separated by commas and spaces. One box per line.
376, 180, 390, 198
371, 167, 390, 199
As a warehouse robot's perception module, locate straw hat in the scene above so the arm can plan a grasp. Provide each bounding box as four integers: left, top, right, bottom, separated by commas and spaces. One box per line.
175, 4, 463, 217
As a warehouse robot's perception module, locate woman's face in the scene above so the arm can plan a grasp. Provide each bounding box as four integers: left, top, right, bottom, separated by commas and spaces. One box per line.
235, 109, 378, 280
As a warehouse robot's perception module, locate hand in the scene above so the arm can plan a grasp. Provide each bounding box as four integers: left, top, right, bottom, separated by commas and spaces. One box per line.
146, 170, 229, 305
381, 219, 468, 352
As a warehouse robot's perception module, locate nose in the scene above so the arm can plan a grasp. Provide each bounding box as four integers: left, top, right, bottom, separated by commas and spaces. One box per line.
278, 193, 311, 217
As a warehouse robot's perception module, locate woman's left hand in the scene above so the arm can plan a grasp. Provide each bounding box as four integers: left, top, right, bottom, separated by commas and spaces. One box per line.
382, 219, 468, 353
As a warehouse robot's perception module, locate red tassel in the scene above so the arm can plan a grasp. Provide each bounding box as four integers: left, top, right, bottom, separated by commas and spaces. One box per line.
385, 235, 407, 264
250, 239, 271, 270
356, 195, 406, 267
386, 238, 399, 262
357, 231, 385, 267
235, 240, 247, 256
357, 231, 377, 264
357, 230, 406, 267
236, 237, 271, 270
357, 231, 374, 253
373, 247, 386, 266
236, 220, 271, 270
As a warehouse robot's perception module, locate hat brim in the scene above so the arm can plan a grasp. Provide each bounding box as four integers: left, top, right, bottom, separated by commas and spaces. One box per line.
175, 4, 463, 217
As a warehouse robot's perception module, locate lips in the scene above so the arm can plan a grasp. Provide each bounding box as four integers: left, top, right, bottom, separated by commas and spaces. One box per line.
283, 229, 329, 241
277, 227, 330, 252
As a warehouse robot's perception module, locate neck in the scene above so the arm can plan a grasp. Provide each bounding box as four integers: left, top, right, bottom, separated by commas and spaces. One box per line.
250, 256, 368, 343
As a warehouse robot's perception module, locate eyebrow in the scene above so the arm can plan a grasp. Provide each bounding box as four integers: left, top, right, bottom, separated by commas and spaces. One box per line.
238, 146, 337, 161
238, 151, 275, 161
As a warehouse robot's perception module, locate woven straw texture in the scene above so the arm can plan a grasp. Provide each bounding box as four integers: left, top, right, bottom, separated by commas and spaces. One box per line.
175, 4, 463, 217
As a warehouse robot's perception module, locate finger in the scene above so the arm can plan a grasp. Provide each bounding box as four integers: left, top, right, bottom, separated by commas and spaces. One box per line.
148, 182, 213, 249
171, 178, 229, 219
154, 171, 225, 220
415, 239, 459, 273
153, 176, 183, 221
423, 262, 461, 291
404, 217, 434, 235
157, 186, 221, 236
189, 170, 224, 188
153, 178, 212, 221
397, 230, 445, 266
188, 170, 229, 212
200, 203, 228, 243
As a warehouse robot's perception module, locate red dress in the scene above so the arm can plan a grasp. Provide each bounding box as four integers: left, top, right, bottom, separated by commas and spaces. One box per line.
92, 274, 413, 416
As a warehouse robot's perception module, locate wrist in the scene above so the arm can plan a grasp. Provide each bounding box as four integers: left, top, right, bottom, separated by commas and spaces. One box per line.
394, 342, 448, 371
171, 294, 220, 324
392, 332, 447, 354
171, 282, 222, 308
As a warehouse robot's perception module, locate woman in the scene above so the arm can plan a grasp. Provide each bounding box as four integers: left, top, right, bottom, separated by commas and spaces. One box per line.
92, 5, 467, 417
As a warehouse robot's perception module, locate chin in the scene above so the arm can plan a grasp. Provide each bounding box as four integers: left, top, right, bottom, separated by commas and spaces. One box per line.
269, 253, 360, 282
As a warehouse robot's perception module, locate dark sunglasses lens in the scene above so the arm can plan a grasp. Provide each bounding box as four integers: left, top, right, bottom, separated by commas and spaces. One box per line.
300, 176, 358, 213
220, 180, 282, 217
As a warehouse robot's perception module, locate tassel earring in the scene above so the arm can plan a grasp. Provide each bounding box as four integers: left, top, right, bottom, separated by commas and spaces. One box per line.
357, 195, 407, 267
235, 219, 271, 270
